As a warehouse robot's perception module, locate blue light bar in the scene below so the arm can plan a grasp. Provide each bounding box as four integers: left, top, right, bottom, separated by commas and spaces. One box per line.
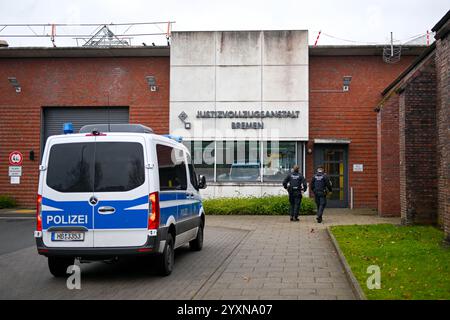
163, 134, 183, 143
63, 122, 74, 134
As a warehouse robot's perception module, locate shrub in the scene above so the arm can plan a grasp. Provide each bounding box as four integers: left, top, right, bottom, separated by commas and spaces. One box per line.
0, 195, 17, 209
203, 195, 316, 215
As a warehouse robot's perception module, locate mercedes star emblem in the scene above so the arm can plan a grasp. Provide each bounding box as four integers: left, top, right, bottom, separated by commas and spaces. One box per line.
89, 196, 99, 206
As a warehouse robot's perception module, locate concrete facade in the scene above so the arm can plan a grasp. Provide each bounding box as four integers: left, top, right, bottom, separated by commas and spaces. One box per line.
170, 31, 309, 141
170, 31, 309, 199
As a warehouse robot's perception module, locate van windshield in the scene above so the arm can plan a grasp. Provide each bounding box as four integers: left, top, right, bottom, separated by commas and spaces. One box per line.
46, 142, 145, 193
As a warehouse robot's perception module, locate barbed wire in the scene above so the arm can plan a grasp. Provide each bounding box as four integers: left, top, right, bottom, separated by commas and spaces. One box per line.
310, 30, 432, 46
0, 23, 433, 47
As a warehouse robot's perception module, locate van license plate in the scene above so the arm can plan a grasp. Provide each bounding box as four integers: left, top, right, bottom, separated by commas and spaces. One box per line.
52, 232, 84, 241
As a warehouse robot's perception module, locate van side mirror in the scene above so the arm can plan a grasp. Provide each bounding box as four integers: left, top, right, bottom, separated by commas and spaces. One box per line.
198, 175, 207, 189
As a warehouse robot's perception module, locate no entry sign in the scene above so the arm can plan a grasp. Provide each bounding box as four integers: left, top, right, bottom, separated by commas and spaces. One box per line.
9, 151, 23, 166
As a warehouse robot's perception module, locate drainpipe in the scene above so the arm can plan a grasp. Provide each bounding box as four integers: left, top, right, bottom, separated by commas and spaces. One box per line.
350, 187, 354, 210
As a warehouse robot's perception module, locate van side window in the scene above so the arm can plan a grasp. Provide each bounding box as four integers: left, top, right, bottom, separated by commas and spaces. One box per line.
187, 154, 199, 190
157, 144, 187, 191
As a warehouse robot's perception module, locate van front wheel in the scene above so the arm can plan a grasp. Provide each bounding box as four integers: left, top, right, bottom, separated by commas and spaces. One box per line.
159, 235, 174, 276
189, 224, 204, 251
48, 256, 75, 277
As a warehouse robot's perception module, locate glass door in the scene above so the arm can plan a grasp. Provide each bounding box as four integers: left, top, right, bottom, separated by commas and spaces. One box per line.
314, 145, 348, 208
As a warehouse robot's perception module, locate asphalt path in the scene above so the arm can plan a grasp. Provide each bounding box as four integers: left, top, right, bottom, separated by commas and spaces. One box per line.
0, 218, 35, 255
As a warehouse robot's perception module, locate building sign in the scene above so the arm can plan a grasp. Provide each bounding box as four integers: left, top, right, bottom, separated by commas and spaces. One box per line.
195, 109, 301, 130
196, 110, 300, 119
353, 164, 364, 172
8, 166, 22, 177
10, 177, 20, 184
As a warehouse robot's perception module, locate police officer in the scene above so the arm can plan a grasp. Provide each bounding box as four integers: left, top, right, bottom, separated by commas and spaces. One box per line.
310, 165, 333, 223
283, 165, 307, 222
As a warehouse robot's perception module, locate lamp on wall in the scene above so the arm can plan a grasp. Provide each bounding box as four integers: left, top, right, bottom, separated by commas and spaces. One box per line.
145, 76, 158, 92
343, 76, 352, 92
8, 77, 21, 93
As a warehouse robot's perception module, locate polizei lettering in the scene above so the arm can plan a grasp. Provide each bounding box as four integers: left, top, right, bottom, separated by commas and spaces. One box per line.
47, 215, 88, 225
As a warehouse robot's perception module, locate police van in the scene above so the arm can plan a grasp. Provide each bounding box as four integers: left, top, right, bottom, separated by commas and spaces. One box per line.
35, 124, 206, 277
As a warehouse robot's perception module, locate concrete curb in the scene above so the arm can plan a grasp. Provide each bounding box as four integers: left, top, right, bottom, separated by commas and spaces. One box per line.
327, 227, 367, 300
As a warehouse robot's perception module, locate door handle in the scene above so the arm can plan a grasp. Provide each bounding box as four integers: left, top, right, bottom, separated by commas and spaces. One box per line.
187, 193, 194, 199
98, 206, 116, 215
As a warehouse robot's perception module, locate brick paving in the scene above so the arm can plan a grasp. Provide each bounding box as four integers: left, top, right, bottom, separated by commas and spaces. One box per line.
0, 209, 399, 300
200, 209, 399, 300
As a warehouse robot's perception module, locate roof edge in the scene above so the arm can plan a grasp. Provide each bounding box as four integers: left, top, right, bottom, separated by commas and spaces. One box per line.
381, 42, 436, 96
432, 10, 450, 33
309, 45, 426, 56
0, 46, 170, 58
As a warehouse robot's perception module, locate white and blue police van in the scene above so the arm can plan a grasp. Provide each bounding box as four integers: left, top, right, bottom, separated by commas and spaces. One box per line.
35, 124, 206, 277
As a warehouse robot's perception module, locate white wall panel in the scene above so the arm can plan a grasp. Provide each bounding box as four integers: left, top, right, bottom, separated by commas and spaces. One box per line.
263, 65, 309, 101
263, 30, 309, 65
216, 66, 261, 102
171, 32, 216, 66
216, 31, 262, 65
170, 66, 215, 102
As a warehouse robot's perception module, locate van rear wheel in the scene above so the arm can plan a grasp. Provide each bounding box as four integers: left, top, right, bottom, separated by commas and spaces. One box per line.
159, 234, 174, 276
48, 256, 75, 277
189, 224, 204, 251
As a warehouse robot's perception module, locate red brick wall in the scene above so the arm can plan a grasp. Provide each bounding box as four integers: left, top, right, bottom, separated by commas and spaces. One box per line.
398, 56, 438, 225
435, 31, 450, 241
377, 95, 400, 216
0, 57, 170, 207
308, 55, 416, 208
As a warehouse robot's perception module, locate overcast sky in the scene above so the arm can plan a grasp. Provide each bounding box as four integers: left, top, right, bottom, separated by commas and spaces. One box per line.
0, 0, 448, 47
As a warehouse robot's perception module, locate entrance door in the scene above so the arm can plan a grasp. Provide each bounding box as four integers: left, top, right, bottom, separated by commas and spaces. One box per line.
314, 145, 348, 208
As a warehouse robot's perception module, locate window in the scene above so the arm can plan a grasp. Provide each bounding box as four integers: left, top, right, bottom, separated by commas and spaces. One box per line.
94, 142, 145, 192
187, 154, 199, 190
182, 140, 300, 183
46, 142, 145, 193
263, 141, 297, 181
183, 141, 214, 181
47, 143, 94, 193
216, 141, 260, 182
157, 144, 187, 190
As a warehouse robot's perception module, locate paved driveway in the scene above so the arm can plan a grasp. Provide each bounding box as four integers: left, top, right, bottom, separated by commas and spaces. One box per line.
0, 209, 399, 300
200, 209, 399, 300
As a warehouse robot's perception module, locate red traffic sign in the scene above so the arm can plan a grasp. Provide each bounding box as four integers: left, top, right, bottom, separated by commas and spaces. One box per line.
9, 151, 23, 166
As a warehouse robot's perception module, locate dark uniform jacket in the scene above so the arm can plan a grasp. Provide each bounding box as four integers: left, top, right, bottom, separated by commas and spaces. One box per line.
283, 172, 307, 194
310, 172, 332, 195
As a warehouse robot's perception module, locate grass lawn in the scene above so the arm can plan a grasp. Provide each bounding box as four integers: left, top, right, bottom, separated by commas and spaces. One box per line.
330, 224, 450, 300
